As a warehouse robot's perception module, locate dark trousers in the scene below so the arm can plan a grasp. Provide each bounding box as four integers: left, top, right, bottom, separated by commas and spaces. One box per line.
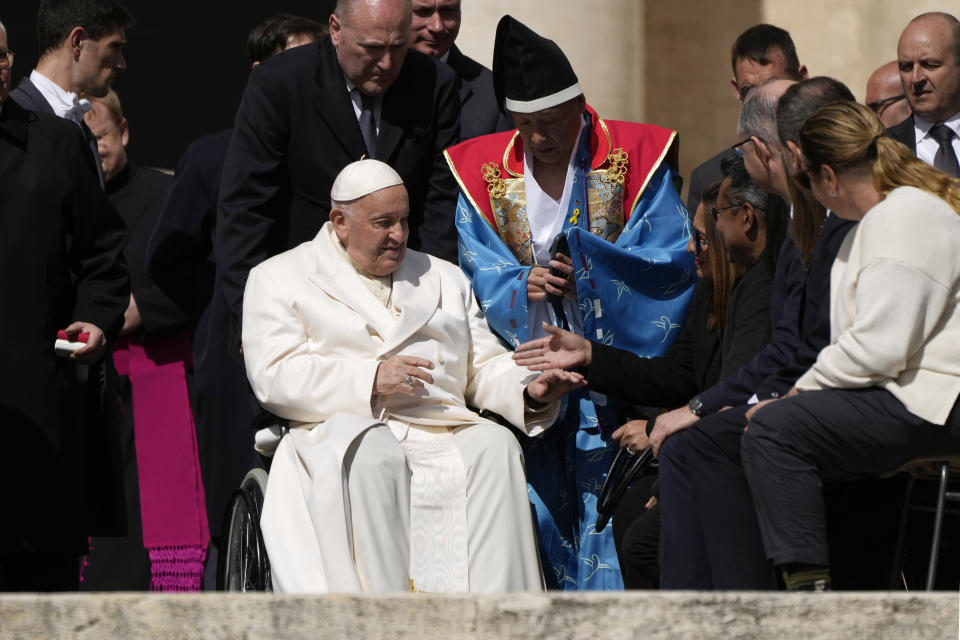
658, 405, 776, 589
612, 474, 660, 589
743, 387, 960, 567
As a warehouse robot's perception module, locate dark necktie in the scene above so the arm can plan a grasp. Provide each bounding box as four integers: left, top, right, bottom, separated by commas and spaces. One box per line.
356, 90, 377, 159
930, 124, 959, 178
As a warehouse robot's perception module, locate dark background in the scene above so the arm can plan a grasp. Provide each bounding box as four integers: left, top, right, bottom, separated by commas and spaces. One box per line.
2, 1, 336, 169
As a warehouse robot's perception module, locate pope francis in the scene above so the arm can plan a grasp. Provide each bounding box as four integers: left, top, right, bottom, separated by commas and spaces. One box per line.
242, 159, 585, 593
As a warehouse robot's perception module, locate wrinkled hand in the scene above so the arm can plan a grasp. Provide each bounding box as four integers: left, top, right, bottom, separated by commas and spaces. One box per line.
120, 293, 142, 336
525, 369, 587, 404
513, 322, 592, 371
63, 321, 106, 364
612, 419, 650, 453
544, 253, 577, 301
649, 405, 699, 457
527, 266, 549, 302
374, 355, 435, 396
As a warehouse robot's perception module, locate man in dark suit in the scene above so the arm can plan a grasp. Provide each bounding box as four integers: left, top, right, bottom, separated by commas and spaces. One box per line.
216, 0, 461, 336
9, 0, 133, 187
887, 12, 960, 177
408, 0, 511, 140
145, 15, 325, 576
0, 18, 130, 590
686, 24, 807, 213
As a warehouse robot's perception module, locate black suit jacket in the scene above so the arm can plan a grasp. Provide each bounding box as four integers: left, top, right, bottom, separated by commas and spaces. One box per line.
0, 99, 129, 552
10, 76, 105, 187
146, 129, 261, 535
445, 45, 513, 141
107, 163, 190, 337
216, 37, 461, 322
756, 214, 857, 397
887, 115, 916, 154
588, 281, 721, 407
147, 129, 231, 318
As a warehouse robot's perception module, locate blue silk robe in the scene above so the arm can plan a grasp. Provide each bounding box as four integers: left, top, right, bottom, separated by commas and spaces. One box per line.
445, 107, 695, 589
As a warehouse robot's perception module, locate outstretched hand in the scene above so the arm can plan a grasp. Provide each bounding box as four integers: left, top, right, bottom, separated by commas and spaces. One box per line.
374, 355, 435, 396
513, 322, 592, 371
525, 369, 587, 404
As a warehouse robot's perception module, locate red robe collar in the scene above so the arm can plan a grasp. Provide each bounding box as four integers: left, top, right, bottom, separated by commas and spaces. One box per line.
444, 104, 678, 229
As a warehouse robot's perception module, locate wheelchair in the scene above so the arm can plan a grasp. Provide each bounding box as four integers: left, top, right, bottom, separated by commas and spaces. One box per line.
217, 412, 288, 592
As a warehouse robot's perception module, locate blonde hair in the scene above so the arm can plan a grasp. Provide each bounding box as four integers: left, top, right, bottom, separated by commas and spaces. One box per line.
800, 101, 960, 214
90, 89, 124, 125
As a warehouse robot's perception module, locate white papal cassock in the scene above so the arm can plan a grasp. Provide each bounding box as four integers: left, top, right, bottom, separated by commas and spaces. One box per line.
242, 223, 559, 593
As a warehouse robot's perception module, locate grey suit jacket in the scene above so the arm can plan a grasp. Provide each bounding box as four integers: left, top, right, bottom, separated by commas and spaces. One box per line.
10, 76, 105, 187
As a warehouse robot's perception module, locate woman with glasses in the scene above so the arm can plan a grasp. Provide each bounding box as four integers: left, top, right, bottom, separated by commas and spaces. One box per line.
739, 101, 960, 590
512, 177, 755, 588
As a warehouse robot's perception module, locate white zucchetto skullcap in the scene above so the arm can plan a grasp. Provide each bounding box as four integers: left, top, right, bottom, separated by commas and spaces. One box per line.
330, 159, 404, 202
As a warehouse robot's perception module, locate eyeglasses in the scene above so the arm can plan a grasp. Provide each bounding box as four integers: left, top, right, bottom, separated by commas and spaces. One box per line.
0, 48, 13, 69
709, 203, 741, 222
867, 94, 905, 115
694, 231, 709, 253
731, 136, 762, 158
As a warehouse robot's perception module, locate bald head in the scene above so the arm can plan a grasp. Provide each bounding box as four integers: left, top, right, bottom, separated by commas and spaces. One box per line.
866, 61, 910, 127
898, 12, 960, 122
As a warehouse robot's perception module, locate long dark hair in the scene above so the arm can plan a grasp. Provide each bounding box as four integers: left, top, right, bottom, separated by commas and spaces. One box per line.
700, 182, 746, 337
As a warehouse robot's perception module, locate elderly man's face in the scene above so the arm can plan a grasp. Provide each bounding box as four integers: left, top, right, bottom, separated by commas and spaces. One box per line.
76, 27, 127, 98
334, 184, 410, 276
83, 100, 128, 183
898, 15, 960, 123
511, 96, 584, 166
330, 0, 410, 96
409, 0, 460, 58
0, 27, 11, 103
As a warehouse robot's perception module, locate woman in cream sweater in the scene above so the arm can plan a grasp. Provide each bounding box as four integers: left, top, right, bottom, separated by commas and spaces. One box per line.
741, 101, 960, 591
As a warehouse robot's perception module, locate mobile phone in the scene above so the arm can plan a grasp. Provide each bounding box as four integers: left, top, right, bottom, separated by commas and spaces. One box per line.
546, 233, 570, 304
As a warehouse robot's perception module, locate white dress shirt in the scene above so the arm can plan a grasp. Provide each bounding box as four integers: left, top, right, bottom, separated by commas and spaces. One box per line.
912, 112, 960, 168
29, 70, 90, 128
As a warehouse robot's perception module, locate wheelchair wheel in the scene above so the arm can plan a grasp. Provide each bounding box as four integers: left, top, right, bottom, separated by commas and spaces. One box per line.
219, 467, 272, 591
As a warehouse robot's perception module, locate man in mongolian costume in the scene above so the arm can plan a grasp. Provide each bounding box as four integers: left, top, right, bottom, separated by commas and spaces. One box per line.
444, 16, 695, 589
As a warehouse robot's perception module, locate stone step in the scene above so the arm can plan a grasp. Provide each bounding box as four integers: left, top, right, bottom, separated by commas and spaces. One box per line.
1, 591, 957, 640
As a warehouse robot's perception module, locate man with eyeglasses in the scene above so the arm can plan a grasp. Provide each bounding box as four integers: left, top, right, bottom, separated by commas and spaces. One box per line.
0, 17, 130, 591
888, 12, 960, 177
865, 61, 910, 129
686, 24, 808, 215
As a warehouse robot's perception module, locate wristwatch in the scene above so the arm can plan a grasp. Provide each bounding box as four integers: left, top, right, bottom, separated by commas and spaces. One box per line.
688, 395, 704, 417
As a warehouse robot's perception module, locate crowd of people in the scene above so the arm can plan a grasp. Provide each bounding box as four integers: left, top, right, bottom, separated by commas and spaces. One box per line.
2, 0, 960, 596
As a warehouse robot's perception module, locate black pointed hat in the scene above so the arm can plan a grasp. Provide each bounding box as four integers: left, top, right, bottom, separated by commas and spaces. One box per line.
492, 15, 582, 114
